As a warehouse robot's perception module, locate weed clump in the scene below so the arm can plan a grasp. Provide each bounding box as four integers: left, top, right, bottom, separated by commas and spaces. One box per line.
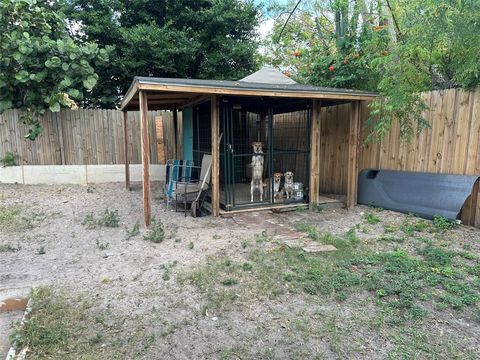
363, 213, 381, 225
98, 209, 120, 228
222, 278, 238, 286
95, 239, 109, 250
81, 213, 97, 229
310, 203, 324, 213
294, 223, 321, 241
125, 221, 140, 240
433, 215, 457, 232
82, 209, 120, 229
0, 151, 17, 167
0, 243, 21, 252
400, 216, 432, 236
143, 218, 165, 243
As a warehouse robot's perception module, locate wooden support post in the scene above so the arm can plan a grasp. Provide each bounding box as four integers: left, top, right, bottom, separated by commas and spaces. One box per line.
139, 91, 151, 226
172, 107, 178, 158
309, 100, 321, 207
123, 110, 130, 190
55, 113, 66, 165
460, 179, 479, 226
469, 180, 479, 226
211, 95, 220, 217
346, 101, 361, 209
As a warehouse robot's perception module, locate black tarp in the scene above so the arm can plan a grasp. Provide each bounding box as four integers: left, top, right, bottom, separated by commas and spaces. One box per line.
358, 169, 479, 220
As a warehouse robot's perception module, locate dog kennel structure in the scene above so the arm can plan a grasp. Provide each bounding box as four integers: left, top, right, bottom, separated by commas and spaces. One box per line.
120, 67, 376, 225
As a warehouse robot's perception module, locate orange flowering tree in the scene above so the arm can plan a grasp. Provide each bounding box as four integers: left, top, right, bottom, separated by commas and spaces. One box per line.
262, 0, 480, 141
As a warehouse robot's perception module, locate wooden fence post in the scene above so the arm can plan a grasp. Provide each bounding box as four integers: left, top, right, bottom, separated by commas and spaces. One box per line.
211, 95, 220, 217
309, 99, 321, 206
123, 111, 130, 190
347, 101, 360, 209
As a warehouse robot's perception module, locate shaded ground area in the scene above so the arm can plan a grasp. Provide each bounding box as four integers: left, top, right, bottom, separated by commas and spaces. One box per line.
0, 183, 479, 359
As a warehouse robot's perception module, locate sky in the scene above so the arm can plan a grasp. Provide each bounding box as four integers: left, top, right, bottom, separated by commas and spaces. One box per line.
258, 18, 275, 40
254, 0, 289, 40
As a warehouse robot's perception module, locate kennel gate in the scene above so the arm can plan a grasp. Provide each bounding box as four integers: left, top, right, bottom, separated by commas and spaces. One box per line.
219, 99, 311, 210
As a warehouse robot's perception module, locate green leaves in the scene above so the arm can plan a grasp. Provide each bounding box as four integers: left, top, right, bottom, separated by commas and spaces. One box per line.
14, 70, 29, 83
64, 0, 259, 107
68, 89, 80, 99
0, 0, 109, 140
48, 102, 60, 112
0, 100, 13, 113
45, 56, 62, 68
262, 0, 480, 142
82, 76, 97, 90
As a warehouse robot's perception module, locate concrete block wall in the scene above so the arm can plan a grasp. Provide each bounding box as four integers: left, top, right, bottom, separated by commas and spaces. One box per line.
0, 165, 166, 185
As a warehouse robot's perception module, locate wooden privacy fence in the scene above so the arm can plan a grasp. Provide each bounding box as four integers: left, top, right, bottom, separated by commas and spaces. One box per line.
319, 87, 480, 225
319, 87, 480, 194
0, 109, 180, 165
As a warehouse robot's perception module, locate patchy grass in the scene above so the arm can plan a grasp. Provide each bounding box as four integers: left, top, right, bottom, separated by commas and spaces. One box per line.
363, 212, 381, 225
9, 287, 154, 359
379, 234, 405, 243
383, 222, 398, 233
294, 223, 360, 250
183, 224, 480, 357
294, 222, 321, 241
400, 216, 433, 236
0, 205, 33, 232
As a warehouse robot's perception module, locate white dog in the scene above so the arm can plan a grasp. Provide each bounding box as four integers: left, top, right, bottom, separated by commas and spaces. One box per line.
283, 171, 294, 199
273, 172, 283, 200
250, 141, 265, 202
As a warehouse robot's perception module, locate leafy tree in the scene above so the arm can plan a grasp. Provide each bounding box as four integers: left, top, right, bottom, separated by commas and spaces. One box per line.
0, 0, 109, 140
262, 0, 480, 141
64, 0, 260, 107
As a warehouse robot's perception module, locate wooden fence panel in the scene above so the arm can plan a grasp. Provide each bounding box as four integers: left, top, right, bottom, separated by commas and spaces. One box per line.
0, 108, 176, 165
321, 88, 480, 196
319, 87, 480, 225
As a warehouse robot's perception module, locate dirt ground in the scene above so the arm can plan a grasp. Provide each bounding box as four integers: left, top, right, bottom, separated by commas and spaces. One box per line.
1, 182, 479, 359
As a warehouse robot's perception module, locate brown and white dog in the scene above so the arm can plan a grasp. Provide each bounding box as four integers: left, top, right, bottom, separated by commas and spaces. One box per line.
250, 141, 264, 202
283, 171, 294, 199
273, 172, 283, 200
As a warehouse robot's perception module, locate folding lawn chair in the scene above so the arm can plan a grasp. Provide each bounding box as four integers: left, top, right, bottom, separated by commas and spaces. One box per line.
174, 155, 212, 217
164, 159, 194, 208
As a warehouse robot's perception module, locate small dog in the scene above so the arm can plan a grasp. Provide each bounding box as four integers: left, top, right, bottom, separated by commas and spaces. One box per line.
250, 142, 265, 202
273, 172, 283, 200
283, 171, 294, 199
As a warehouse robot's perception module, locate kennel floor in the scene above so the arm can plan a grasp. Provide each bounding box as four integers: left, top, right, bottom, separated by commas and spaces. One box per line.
220, 183, 342, 210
